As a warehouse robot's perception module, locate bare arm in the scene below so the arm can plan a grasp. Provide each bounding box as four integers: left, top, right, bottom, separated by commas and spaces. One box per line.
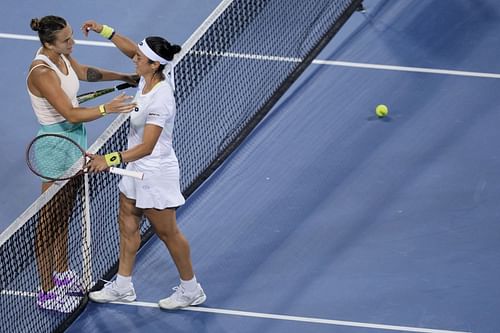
81, 20, 138, 59
67, 54, 138, 85
120, 124, 163, 162
28, 65, 136, 123
108, 32, 138, 59
86, 124, 163, 172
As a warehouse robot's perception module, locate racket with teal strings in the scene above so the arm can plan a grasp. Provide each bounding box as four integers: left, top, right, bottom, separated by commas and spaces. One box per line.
26, 133, 143, 181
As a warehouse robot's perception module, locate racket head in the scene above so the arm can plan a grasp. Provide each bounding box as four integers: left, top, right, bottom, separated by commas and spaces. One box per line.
26, 133, 86, 181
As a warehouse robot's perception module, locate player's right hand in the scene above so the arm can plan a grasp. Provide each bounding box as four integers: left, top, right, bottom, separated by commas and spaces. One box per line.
104, 93, 137, 114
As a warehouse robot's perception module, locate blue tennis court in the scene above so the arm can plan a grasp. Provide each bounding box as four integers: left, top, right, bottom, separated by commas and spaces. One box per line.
1, 0, 500, 332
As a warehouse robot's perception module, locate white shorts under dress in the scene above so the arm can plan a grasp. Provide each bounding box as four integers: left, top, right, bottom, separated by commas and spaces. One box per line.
119, 162, 185, 210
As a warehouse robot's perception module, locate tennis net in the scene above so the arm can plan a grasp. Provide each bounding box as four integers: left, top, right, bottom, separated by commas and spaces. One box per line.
0, 0, 362, 331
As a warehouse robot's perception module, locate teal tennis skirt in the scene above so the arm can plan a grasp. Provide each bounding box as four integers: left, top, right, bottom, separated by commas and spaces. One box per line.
35, 121, 87, 182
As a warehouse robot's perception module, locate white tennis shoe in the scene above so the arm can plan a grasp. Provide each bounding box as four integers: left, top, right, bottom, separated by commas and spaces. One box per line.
89, 280, 136, 303
158, 283, 206, 310
37, 290, 81, 313
53, 270, 84, 296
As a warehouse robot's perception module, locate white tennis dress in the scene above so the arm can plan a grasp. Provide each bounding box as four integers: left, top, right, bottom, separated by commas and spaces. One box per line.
119, 77, 185, 209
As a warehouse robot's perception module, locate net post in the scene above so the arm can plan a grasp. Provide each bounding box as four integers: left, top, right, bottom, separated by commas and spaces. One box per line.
82, 173, 92, 288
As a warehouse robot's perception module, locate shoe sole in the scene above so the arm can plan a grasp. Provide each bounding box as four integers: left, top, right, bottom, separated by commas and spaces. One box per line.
191, 294, 207, 306
159, 294, 207, 310
89, 294, 136, 303
38, 297, 82, 313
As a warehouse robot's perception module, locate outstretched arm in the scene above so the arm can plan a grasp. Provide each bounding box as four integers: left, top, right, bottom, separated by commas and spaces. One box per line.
28, 65, 136, 123
81, 20, 138, 59
67, 54, 138, 85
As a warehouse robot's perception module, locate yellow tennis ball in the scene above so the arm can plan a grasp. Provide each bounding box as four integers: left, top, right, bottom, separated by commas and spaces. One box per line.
375, 104, 389, 118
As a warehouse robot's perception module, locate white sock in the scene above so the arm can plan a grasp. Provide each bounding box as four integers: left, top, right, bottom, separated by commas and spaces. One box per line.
180, 276, 198, 294
115, 274, 133, 290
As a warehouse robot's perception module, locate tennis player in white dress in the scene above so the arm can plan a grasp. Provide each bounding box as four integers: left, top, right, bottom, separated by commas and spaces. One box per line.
84, 20, 206, 310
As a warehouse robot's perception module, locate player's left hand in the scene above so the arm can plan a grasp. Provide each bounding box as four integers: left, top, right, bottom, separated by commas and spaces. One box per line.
124, 74, 140, 87
81, 20, 103, 37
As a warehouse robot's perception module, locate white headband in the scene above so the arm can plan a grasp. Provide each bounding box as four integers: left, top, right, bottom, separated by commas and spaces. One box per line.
138, 38, 176, 90
138, 39, 168, 65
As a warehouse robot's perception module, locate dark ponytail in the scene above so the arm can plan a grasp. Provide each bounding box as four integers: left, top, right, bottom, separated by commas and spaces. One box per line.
30, 15, 67, 45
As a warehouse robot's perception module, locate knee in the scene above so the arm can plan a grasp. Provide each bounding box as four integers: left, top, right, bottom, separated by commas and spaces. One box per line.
158, 228, 187, 246
118, 216, 140, 239
156, 226, 176, 242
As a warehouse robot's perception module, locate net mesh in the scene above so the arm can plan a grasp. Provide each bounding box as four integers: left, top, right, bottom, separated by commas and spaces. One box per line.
0, 0, 360, 331
175, 0, 360, 193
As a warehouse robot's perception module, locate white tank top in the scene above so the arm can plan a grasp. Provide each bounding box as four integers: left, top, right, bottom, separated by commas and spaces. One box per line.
27, 48, 79, 125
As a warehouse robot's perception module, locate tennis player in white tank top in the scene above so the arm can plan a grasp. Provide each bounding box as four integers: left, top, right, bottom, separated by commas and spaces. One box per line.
27, 15, 137, 314
83, 20, 206, 310
28, 49, 79, 125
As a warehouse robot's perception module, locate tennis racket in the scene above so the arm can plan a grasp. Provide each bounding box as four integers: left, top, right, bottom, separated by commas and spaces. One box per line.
77, 82, 134, 104
26, 133, 144, 181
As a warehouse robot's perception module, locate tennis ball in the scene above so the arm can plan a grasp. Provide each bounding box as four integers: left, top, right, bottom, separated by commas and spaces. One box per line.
375, 104, 389, 118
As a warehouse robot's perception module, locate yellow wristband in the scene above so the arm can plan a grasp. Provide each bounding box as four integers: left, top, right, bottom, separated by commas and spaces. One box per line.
98, 104, 107, 116
100, 24, 115, 39
104, 152, 122, 167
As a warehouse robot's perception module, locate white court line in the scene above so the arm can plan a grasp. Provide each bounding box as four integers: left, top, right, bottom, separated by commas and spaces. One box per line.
0, 289, 37, 297
313, 60, 500, 79
110, 300, 471, 333
0, 290, 471, 333
192, 49, 500, 79
1, 32, 498, 79
191, 49, 302, 63
0, 32, 114, 47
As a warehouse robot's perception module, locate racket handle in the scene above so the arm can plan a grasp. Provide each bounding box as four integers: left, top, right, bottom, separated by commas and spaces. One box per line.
116, 82, 134, 90
109, 167, 144, 180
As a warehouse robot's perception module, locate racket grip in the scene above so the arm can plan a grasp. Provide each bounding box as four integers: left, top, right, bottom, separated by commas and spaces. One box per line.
109, 167, 144, 180
116, 82, 134, 90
